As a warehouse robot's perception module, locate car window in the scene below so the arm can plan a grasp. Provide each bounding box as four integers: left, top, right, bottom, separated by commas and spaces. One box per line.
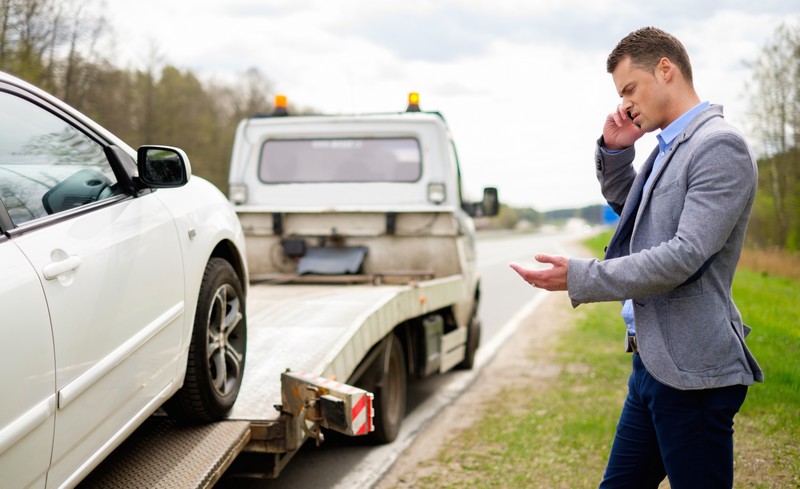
0, 91, 118, 226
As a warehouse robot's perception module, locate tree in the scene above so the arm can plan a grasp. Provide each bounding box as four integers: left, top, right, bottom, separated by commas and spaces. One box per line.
0, 1, 289, 196
57, 0, 107, 107
747, 20, 800, 251
0, 0, 58, 86
0, 0, 106, 94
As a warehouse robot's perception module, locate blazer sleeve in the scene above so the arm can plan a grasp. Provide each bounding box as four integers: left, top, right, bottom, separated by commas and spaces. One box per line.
594, 136, 637, 215
568, 129, 756, 306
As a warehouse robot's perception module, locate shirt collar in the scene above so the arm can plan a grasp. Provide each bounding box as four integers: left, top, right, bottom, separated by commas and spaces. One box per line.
657, 101, 710, 153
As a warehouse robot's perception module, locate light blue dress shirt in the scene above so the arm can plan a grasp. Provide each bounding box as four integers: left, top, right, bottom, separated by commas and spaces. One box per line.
620, 101, 710, 336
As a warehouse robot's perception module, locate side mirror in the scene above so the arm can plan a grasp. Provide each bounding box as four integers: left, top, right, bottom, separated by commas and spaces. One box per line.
464, 187, 500, 217
480, 187, 499, 217
136, 146, 191, 188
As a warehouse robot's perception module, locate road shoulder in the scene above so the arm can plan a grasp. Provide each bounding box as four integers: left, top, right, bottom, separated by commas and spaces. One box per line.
375, 290, 575, 488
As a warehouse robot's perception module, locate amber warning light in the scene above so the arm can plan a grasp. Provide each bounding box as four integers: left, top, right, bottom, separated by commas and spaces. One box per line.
273, 94, 288, 116
406, 92, 420, 112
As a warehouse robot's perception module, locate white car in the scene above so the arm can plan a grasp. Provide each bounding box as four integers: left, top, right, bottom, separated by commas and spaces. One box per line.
0, 71, 249, 488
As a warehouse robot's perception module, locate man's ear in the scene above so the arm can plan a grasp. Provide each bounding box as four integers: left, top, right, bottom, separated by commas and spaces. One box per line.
658, 57, 675, 82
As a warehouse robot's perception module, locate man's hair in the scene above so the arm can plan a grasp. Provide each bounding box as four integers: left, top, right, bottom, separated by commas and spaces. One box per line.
607, 27, 693, 85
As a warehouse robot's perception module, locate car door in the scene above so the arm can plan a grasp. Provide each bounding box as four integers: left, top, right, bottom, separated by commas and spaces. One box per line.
0, 238, 56, 489
0, 86, 187, 488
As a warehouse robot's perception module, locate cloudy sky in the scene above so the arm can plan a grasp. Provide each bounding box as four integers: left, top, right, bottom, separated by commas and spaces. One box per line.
106, 0, 799, 211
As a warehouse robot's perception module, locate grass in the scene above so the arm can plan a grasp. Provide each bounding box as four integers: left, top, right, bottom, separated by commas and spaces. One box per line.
731, 267, 800, 488
409, 231, 800, 488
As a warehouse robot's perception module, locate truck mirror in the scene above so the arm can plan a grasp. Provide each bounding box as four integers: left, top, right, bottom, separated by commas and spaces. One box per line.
481, 187, 499, 217
462, 187, 499, 218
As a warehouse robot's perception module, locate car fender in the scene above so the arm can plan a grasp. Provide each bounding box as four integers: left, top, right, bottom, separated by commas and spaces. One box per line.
151, 177, 248, 353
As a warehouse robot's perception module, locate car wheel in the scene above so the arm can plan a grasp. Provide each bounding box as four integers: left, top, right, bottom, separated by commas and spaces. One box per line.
370, 333, 407, 443
165, 258, 247, 421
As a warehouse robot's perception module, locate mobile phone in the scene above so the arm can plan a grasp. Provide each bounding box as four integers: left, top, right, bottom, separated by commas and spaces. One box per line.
627, 111, 641, 129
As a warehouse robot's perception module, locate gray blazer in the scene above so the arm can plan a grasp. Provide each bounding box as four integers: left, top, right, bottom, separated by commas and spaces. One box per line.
568, 105, 763, 390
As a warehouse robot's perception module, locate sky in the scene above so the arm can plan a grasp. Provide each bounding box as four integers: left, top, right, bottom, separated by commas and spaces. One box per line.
104, 0, 800, 211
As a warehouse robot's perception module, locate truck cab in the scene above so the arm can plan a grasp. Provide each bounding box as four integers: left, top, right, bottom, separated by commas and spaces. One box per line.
228, 98, 497, 298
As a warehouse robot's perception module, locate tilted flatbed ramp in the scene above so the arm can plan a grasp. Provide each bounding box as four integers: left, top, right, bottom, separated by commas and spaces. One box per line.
78, 275, 466, 486
230, 276, 465, 422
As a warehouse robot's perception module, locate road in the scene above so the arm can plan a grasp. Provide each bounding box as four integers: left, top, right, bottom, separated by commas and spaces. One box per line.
218, 229, 585, 488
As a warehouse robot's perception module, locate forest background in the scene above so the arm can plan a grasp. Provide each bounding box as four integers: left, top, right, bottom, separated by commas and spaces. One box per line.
1, 0, 798, 252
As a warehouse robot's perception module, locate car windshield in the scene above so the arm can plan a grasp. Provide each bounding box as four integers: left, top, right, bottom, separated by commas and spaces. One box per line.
258, 137, 422, 183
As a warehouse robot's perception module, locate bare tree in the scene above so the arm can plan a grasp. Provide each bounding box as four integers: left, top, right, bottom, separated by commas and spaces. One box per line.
1, 0, 11, 65
59, 0, 107, 106
0, 0, 107, 94
747, 21, 800, 249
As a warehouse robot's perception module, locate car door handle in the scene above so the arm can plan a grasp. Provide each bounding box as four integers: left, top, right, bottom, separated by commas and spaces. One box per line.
43, 255, 82, 280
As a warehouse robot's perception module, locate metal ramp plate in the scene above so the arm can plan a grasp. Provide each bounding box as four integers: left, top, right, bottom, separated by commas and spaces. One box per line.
78, 418, 250, 489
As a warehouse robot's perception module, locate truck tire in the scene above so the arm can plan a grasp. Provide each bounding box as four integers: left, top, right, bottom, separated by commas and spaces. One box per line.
165, 258, 247, 421
457, 312, 481, 370
370, 333, 407, 443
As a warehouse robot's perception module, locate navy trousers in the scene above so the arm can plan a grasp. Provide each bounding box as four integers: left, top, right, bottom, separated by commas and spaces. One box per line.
599, 354, 748, 489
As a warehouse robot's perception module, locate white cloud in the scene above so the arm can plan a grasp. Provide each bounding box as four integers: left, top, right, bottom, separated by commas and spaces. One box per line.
105, 1, 800, 210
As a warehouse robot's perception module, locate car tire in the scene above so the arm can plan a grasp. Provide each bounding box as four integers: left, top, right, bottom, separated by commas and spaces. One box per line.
370, 333, 407, 443
165, 258, 247, 421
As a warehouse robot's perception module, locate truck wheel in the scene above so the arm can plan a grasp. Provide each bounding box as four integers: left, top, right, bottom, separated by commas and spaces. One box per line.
371, 334, 407, 443
457, 313, 481, 370
165, 258, 247, 421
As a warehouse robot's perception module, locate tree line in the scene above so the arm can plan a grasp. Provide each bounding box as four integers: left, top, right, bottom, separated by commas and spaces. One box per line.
0, 0, 278, 192
1, 0, 798, 251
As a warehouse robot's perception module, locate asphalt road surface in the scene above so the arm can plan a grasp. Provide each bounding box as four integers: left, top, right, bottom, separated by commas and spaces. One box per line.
217, 229, 585, 488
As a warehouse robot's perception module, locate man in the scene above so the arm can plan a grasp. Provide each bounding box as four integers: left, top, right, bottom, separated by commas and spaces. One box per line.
510, 27, 763, 488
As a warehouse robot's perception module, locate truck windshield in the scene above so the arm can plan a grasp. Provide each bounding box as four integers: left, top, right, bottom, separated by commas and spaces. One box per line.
258, 138, 421, 183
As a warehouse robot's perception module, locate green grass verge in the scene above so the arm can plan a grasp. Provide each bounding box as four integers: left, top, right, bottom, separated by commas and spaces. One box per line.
416, 230, 799, 488
731, 268, 800, 488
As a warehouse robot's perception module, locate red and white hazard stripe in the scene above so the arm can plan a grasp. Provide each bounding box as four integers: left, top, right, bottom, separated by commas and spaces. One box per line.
352, 392, 374, 435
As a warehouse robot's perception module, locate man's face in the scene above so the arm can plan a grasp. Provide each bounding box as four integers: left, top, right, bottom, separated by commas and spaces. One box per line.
611, 56, 669, 132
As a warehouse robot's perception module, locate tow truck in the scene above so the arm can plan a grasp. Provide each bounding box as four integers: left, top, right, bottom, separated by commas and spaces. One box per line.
81, 93, 498, 486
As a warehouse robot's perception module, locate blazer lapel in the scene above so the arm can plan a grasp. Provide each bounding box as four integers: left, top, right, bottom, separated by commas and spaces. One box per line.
604, 146, 658, 260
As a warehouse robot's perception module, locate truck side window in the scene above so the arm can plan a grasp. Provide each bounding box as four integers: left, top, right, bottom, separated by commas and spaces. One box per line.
0, 91, 118, 226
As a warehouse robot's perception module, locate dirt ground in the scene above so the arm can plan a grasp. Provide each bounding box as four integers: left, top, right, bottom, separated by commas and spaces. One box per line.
375, 289, 573, 488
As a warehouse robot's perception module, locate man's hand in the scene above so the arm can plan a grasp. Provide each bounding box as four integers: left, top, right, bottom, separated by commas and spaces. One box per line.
603, 104, 645, 150
509, 254, 569, 291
